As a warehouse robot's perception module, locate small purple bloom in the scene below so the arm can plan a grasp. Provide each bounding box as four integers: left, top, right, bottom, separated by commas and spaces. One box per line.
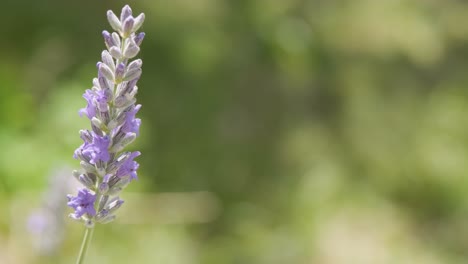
116, 151, 140, 180
121, 104, 141, 135
67, 189, 97, 218
83, 134, 111, 164
79, 90, 97, 119
75, 132, 110, 164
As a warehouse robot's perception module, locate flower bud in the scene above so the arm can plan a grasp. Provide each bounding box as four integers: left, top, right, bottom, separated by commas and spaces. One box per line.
110, 133, 136, 152
128, 86, 139, 99
98, 62, 115, 82
81, 174, 96, 189
102, 30, 115, 48
101, 50, 115, 71
98, 195, 109, 211
80, 161, 96, 173
132, 14, 145, 33
115, 63, 125, 83
114, 95, 136, 109
123, 68, 141, 82
120, 5, 132, 23
107, 152, 130, 174
91, 123, 103, 136
122, 17, 135, 37
110, 176, 131, 189
109, 46, 122, 60
95, 209, 109, 220
79, 130, 93, 143
134, 32, 145, 46
107, 198, 124, 213
91, 117, 103, 129
112, 32, 121, 48
107, 10, 121, 32
123, 39, 140, 58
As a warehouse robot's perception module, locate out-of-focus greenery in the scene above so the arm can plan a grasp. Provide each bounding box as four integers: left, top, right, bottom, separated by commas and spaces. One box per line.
2, 0, 468, 263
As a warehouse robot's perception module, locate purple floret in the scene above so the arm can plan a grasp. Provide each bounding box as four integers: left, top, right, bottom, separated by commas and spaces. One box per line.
67, 188, 96, 218
121, 104, 141, 135
75, 132, 111, 164
116, 151, 140, 180
79, 90, 97, 119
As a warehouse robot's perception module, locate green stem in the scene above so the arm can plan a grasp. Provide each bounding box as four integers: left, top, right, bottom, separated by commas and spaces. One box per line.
75, 227, 95, 264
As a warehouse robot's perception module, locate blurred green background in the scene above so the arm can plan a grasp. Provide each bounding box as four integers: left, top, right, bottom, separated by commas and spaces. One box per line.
2, 0, 468, 263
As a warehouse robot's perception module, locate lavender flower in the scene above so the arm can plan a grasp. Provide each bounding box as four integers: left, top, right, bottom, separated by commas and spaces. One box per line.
67, 188, 97, 219
68, 4, 145, 227
116, 151, 141, 180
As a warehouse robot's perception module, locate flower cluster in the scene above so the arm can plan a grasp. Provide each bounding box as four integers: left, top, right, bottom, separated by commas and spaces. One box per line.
67, 5, 145, 227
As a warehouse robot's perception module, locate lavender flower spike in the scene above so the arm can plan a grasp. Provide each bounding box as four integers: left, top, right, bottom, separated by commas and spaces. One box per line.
69, 5, 145, 263
68, 4, 145, 229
